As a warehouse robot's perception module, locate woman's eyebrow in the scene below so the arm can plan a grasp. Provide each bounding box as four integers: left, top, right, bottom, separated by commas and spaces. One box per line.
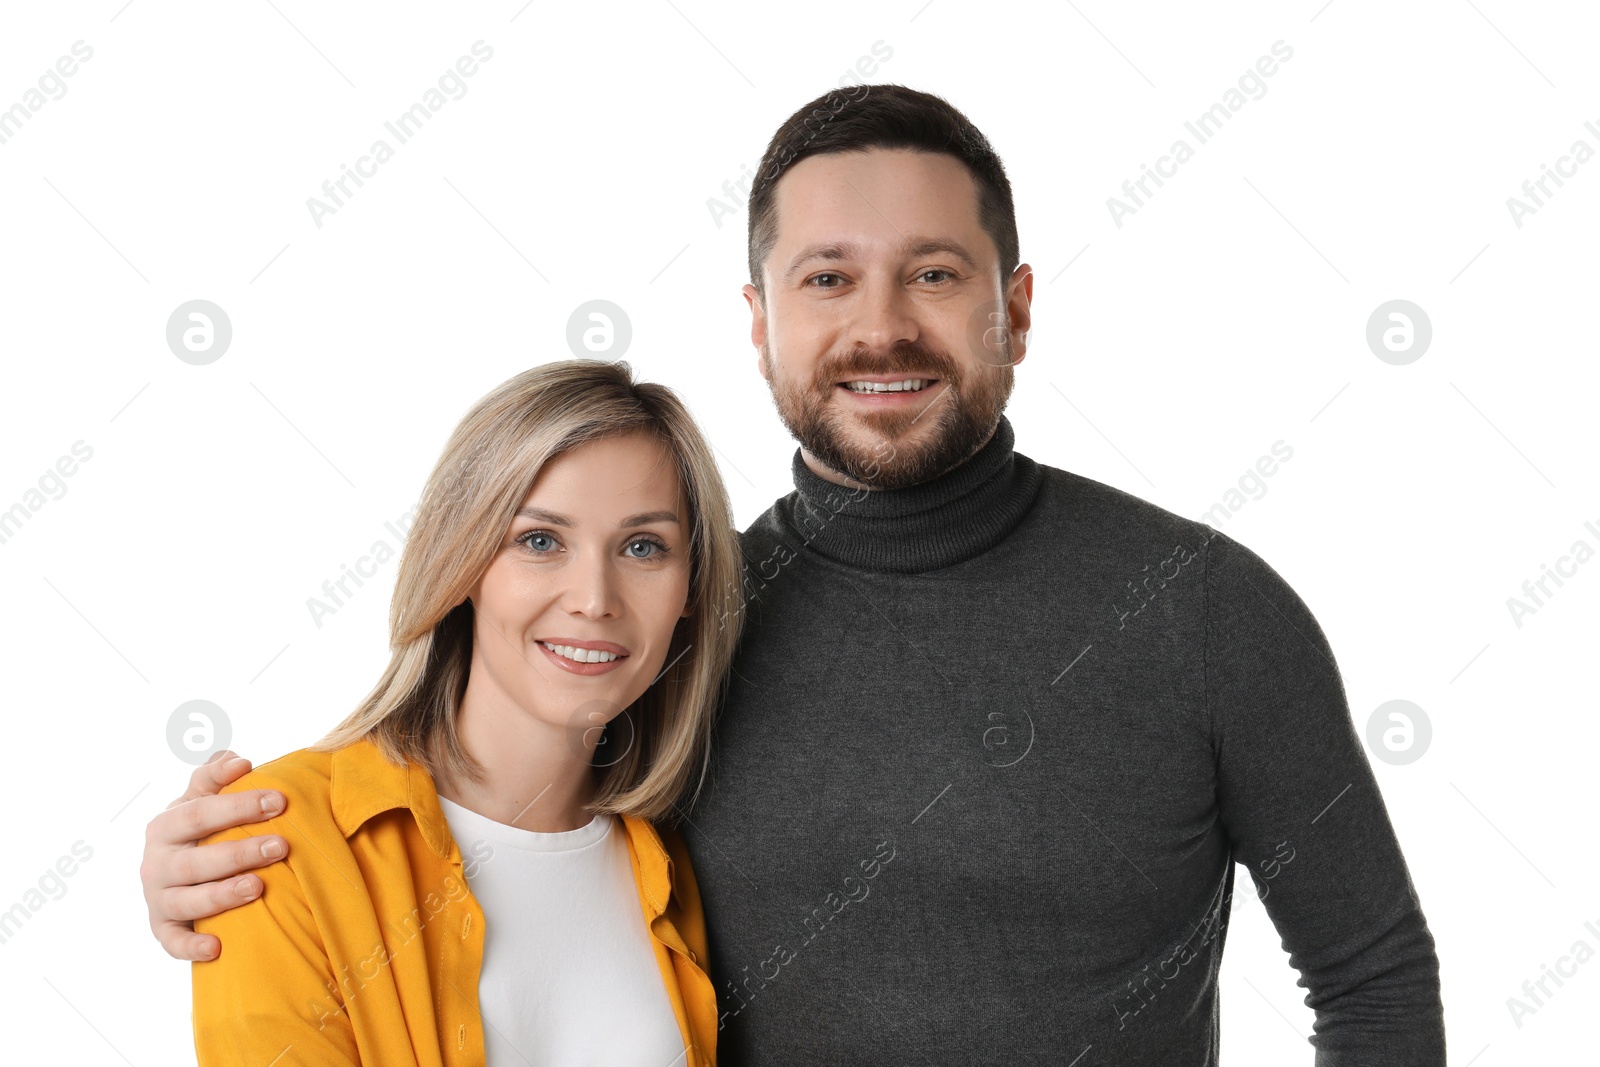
516, 507, 680, 528
515, 508, 572, 527
614, 508, 678, 524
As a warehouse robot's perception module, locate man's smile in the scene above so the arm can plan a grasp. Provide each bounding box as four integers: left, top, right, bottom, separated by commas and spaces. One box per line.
835, 375, 943, 404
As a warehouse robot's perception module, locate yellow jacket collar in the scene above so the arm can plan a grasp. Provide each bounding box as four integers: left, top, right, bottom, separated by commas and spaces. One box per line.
329, 737, 675, 918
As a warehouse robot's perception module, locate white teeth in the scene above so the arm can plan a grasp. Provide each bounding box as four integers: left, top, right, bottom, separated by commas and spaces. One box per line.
541, 642, 620, 663
846, 378, 929, 393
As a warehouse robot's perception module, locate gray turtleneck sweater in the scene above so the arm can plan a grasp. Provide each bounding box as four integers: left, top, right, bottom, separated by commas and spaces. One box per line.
679, 416, 1445, 1065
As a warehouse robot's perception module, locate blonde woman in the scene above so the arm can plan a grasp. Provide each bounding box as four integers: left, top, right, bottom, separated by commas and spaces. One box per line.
190, 360, 744, 1067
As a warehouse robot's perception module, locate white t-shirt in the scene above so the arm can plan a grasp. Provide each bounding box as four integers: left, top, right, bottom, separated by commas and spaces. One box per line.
436, 796, 686, 1066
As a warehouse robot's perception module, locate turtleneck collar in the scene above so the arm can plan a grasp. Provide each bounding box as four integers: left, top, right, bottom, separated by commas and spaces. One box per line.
778, 414, 1044, 574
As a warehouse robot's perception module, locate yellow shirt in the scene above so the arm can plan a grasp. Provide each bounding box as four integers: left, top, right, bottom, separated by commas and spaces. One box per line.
191, 737, 717, 1066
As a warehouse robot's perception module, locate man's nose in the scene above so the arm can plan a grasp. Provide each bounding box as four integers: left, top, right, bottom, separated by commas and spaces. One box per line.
850, 278, 919, 356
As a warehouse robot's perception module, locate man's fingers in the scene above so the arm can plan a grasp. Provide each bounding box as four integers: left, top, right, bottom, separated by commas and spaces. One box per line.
159, 833, 287, 890
156, 873, 266, 926
142, 752, 283, 963
154, 918, 223, 963
167, 750, 254, 809
147, 788, 285, 849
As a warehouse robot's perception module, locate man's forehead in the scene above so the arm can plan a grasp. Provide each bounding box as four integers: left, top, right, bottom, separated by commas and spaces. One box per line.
769, 149, 988, 259
773, 148, 977, 214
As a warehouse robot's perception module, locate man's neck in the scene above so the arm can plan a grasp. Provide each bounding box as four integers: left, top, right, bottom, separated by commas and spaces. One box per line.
780, 415, 1040, 574
800, 422, 999, 490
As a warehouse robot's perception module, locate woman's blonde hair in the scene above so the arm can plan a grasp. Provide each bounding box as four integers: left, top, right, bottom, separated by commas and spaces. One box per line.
312, 359, 746, 822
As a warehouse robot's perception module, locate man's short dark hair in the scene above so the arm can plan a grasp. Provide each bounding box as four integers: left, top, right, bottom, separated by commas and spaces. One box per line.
746, 84, 1019, 305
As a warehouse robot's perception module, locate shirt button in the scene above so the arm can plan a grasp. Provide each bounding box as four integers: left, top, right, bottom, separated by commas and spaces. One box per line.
688, 950, 698, 964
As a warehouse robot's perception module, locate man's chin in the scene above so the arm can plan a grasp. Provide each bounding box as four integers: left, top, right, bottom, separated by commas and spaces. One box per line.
775, 374, 1006, 490
803, 428, 939, 490
831, 405, 930, 442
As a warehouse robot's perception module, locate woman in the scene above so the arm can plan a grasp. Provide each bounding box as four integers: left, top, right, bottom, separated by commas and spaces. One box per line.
191, 359, 745, 1067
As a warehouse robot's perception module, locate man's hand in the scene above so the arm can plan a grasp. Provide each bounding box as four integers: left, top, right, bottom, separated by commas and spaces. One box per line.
139, 749, 289, 961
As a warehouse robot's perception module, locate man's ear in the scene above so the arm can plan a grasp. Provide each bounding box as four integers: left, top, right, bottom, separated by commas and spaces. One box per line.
1005, 264, 1034, 368
743, 283, 770, 380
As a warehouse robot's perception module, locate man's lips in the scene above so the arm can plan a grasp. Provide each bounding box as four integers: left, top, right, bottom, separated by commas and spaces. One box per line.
835, 375, 943, 403
836, 373, 942, 384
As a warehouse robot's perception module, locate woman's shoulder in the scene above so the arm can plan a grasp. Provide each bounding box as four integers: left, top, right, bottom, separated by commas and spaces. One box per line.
219, 746, 337, 803
622, 816, 703, 909
200, 746, 342, 848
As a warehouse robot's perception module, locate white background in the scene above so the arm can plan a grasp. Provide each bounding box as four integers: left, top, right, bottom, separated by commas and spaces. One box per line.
0, 1, 1595, 1063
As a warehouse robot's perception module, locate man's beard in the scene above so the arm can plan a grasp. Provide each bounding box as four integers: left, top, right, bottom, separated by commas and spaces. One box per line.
763, 334, 1015, 491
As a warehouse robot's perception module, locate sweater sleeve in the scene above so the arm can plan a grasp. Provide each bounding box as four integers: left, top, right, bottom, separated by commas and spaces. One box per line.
1203, 529, 1445, 1065
191, 806, 361, 1065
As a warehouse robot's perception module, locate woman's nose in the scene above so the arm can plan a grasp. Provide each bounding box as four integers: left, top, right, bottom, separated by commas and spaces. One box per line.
561, 550, 620, 619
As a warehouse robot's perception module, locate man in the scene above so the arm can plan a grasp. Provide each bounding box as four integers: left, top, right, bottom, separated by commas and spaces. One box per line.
142, 85, 1445, 1064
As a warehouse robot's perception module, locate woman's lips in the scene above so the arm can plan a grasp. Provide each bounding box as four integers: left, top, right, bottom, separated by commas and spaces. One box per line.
537, 641, 628, 676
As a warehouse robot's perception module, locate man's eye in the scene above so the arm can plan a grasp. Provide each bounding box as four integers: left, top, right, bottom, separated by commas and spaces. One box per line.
808, 273, 843, 288
917, 269, 952, 284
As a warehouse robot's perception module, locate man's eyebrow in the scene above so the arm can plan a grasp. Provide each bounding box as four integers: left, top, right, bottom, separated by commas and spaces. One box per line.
515, 507, 681, 528
783, 236, 979, 281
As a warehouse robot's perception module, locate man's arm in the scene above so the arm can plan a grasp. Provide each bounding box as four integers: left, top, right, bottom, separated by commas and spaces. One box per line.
140, 749, 291, 961
1203, 530, 1446, 1065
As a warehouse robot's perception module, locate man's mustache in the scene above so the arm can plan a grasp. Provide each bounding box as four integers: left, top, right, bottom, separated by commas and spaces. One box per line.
815, 347, 960, 385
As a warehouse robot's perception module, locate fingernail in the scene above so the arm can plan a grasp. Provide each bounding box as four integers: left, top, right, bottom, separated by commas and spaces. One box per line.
261, 839, 285, 859
225, 757, 249, 772
260, 793, 283, 815
234, 876, 258, 898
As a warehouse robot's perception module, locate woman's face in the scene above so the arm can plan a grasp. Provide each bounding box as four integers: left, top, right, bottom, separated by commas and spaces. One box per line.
466, 431, 693, 750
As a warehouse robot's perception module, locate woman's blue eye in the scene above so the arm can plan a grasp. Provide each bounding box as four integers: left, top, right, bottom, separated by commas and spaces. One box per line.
521, 531, 556, 552
617, 537, 656, 563
516, 530, 668, 559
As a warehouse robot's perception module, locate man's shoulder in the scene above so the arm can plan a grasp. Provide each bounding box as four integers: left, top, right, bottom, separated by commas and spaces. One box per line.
1033, 461, 1293, 584
1029, 460, 1217, 550
730, 455, 1278, 578
737, 490, 797, 559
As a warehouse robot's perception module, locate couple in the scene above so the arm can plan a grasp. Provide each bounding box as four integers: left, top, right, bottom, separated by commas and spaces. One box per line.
144, 85, 1447, 1065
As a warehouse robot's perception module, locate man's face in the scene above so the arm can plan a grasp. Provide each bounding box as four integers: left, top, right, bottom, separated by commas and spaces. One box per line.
745, 147, 1032, 490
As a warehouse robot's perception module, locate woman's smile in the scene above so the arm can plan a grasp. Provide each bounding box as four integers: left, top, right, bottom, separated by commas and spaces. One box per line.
537, 638, 631, 675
